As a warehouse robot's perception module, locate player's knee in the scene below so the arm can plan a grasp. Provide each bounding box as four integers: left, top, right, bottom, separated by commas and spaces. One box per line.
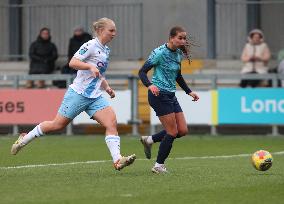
109, 118, 117, 128
178, 127, 188, 137
166, 130, 178, 137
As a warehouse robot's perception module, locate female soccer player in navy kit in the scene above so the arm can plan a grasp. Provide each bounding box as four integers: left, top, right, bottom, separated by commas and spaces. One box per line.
11, 18, 136, 171
139, 26, 199, 173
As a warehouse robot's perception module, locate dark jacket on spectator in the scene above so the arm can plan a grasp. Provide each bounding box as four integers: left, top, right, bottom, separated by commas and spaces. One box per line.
62, 32, 92, 75
29, 36, 58, 74
68, 32, 92, 61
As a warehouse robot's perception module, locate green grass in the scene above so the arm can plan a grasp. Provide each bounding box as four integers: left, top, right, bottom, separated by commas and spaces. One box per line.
0, 135, 284, 204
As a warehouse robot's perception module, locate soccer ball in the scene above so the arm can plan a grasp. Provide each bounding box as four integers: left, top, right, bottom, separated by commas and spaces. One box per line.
251, 150, 273, 171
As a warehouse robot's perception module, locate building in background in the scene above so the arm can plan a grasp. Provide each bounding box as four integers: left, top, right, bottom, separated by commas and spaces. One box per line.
0, 0, 284, 60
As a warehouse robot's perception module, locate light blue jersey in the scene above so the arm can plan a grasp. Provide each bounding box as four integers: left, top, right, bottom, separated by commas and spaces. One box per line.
58, 38, 111, 119
146, 44, 183, 92
71, 38, 110, 98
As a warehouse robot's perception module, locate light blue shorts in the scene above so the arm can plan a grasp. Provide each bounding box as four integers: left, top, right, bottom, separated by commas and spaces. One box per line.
58, 87, 110, 119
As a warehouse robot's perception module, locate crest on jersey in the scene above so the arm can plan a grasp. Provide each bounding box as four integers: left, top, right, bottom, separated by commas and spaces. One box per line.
79, 47, 88, 55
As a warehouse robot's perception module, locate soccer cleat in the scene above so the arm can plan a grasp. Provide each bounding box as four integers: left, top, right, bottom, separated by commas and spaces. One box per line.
151, 164, 168, 174
114, 154, 136, 171
140, 136, 152, 159
11, 133, 27, 155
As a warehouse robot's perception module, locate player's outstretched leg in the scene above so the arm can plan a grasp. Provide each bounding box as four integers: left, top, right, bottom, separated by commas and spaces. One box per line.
140, 136, 152, 159
140, 130, 166, 159
11, 124, 43, 155
113, 154, 136, 171
11, 133, 28, 155
105, 135, 136, 171
11, 115, 70, 155
151, 134, 175, 174
95, 106, 136, 171
151, 164, 168, 174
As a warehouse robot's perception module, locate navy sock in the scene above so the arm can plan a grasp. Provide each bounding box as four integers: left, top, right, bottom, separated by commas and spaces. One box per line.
152, 130, 166, 143
176, 134, 182, 138
156, 134, 175, 164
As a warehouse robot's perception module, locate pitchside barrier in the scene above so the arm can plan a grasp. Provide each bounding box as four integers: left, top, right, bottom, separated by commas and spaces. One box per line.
150, 88, 284, 136
149, 73, 284, 136
73, 91, 131, 125
150, 91, 213, 135
0, 74, 139, 135
1, 73, 284, 135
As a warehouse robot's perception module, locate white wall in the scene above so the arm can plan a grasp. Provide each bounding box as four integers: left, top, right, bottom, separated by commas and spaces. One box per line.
151, 91, 212, 125
73, 90, 131, 125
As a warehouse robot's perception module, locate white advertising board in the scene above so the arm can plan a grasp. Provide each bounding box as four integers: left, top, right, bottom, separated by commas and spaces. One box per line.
150, 91, 212, 125
73, 90, 131, 125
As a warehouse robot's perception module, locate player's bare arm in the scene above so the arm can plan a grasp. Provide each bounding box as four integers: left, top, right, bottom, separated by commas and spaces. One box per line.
69, 57, 100, 77
101, 78, 115, 98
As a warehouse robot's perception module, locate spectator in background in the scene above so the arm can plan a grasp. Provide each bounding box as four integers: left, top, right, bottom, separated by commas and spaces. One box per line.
266, 48, 284, 87
54, 26, 92, 88
240, 29, 271, 88
26, 27, 58, 88
277, 48, 284, 63
64, 26, 92, 74
278, 59, 284, 87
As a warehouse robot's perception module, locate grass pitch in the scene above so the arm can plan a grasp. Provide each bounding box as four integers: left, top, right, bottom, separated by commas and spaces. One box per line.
0, 135, 284, 204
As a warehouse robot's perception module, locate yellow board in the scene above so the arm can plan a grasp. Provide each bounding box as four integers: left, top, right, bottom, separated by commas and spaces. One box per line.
138, 81, 151, 123
134, 59, 203, 123
181, 59, 203, 74
211, 90, 218, 125
135, 59, 203, 74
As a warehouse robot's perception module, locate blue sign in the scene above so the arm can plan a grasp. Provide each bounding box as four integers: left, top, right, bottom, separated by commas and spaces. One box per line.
218, 88, 284, 124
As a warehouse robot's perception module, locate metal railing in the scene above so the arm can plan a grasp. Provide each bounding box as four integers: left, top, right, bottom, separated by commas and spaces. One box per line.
183, 73, 284, 89
183, 73, 284, 136
0, 74, 140, 136
0, 73, 283, 135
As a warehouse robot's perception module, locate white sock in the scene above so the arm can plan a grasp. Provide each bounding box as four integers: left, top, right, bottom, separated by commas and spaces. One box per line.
105, 135, 122, 163
21, 124, 44, 145
146, 136, 154, 144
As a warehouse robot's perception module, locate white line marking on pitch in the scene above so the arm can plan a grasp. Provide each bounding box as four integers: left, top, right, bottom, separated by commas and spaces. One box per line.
1, 151, 283, 170
120, 194, 133, 197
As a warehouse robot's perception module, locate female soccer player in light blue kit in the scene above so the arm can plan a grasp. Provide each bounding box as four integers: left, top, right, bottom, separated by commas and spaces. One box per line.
139, 26, 199, 173
11, 18, 136, 171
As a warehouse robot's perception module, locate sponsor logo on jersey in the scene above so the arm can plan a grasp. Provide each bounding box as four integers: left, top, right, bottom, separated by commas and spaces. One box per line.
79, 47, 88, 55
97, 61, 105, 68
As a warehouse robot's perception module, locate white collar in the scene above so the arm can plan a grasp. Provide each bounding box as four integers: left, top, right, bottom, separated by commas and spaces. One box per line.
95, 37, 107, 50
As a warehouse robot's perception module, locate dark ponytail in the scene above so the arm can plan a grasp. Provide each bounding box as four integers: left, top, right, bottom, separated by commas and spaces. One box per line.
169, 26, 199, 64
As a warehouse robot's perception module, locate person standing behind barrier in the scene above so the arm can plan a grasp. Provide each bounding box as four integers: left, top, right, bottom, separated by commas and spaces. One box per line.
138, 26, 199, 174
278, 59, 284, 87
277, 48, 284, 87
53, 26, 92, 88
26, 27, 58, 88
240, 29, 271, 88
11, 18, 136, 171
64, 26, 92, 74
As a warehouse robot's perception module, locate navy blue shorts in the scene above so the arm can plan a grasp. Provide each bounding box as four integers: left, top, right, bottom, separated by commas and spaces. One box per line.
148, 90, 183, 116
